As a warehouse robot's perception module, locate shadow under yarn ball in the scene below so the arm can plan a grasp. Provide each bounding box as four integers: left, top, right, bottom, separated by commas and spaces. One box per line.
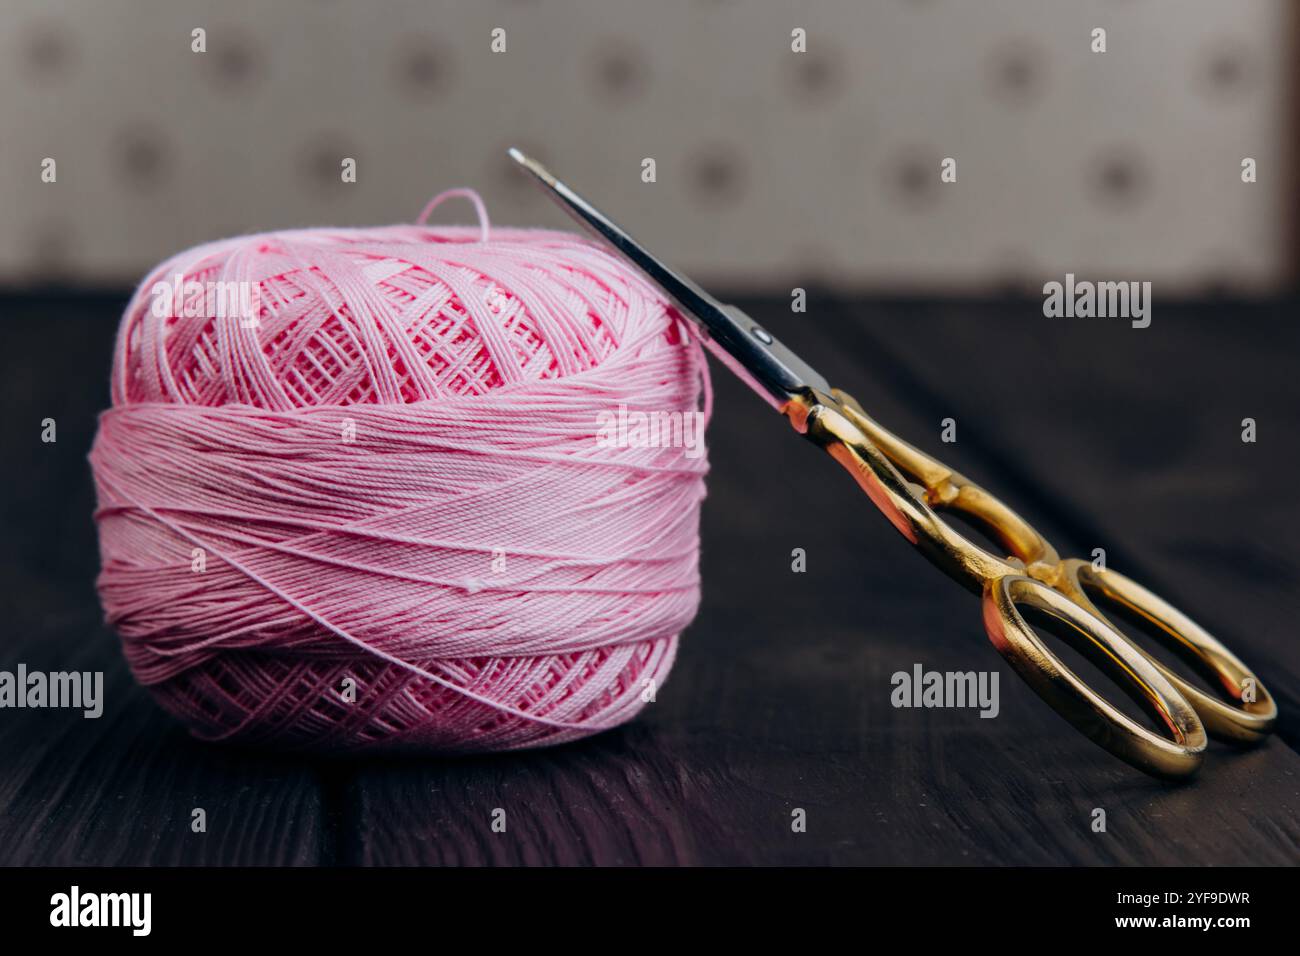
89, 191, 710, 753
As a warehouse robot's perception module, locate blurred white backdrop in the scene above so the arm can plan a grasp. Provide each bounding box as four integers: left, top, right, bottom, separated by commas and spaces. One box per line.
0, 0, 1291, 293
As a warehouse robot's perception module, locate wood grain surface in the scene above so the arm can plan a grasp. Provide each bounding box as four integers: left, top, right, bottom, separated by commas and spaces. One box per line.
0, 291, 1295, 866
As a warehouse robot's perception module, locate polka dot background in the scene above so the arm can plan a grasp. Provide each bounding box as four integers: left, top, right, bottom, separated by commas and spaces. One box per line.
0, 0, 1291, 292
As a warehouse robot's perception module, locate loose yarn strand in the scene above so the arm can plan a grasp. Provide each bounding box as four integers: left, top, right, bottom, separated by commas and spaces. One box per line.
416, 188, 491, 243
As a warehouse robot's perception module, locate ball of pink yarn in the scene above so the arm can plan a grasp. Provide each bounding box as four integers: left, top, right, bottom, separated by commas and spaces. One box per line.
89, 190, 710, 753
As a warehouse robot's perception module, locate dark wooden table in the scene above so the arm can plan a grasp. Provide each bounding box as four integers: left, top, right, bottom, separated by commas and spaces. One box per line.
1, 291, 1297, 866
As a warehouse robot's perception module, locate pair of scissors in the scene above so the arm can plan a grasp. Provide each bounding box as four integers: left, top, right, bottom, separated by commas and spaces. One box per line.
507, 148, 1277, 779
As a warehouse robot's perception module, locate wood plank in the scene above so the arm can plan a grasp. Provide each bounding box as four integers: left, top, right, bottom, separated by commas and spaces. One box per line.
6, 292, 1293, 866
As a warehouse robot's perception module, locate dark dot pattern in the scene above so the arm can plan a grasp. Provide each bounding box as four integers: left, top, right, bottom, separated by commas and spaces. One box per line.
23, 22, 74, 79
396, 39, 451, 95
208, 32, 263, 90
1090, 150, 1149, 206
115, 127, 170, 190
892, 152, 941, 205
593, 42, 648, 102
301, 136, 357, 194
788, 47, 842, 103
687, 147, 745, 204
1, 11, 1277, 288
989, 40, 1045, 104
1202, 43, 1254, 96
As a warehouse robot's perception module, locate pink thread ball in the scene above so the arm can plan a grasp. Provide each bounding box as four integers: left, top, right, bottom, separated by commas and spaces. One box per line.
90, 198, 710, 752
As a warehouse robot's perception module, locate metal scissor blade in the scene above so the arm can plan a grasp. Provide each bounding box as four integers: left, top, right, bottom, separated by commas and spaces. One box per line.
507, 148, 831, 409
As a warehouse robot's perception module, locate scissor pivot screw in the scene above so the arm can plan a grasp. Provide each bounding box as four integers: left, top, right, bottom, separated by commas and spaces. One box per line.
751, 325, 773, 344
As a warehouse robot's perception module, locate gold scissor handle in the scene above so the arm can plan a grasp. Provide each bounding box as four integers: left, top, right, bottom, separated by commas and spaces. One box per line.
984, 574, 1205, 778
1058, 560, 1277, 743
786, 386, 1275, 778
829, 389, 1277, 742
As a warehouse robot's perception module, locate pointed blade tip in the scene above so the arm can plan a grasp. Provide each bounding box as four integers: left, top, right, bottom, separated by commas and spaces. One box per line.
506, 147, 556, 187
